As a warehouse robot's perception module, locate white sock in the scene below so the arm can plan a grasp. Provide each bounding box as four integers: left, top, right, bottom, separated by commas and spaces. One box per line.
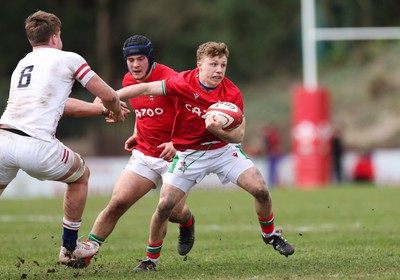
147, 257, 158, 264
262, 232, 274, 238
63, 217, 82, 230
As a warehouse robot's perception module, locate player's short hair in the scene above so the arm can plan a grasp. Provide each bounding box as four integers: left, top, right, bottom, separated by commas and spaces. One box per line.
25, 10, 61, 47
122, 35, 154, 75
196, 42, 229, 61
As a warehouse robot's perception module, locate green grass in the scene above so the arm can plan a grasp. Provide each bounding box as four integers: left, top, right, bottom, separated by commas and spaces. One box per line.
1, 185, 400, 279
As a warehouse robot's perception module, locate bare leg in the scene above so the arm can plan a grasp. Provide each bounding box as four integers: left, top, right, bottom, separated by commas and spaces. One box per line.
237, 166, 272, 218
57, 153, 90, 222
58, 153, 100, 267
90, 169, 156, 239
169, 193, 191, 223
237, 166, 294, 257
149, 184, 186, 243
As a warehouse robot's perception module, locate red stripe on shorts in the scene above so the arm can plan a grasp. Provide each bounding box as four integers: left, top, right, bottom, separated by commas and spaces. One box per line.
62, 149, 69, 164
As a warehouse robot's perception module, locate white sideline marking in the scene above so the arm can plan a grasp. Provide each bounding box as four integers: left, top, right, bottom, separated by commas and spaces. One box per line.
0, 215, 363, 234
0, 215, 59, 222
201, 223, 362, 233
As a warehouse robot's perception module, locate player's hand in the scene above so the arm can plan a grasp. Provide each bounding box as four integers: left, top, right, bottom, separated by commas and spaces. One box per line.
205, 114, 224, 134
158, 141, 176, 162
104, 101, 130, 122
125, 134, 138, 151
121, 101, 128, 109
205, 114, 244, 143
107, 109, 125, 122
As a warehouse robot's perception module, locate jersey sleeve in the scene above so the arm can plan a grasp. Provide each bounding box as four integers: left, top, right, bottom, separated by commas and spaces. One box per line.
67, 52, 96, 87
162, 73, 183, 97
225, 78, 245, 114
234, 92, 244, 114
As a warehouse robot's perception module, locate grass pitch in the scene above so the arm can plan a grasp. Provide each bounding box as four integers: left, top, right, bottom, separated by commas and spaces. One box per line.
1, 184, 399, 279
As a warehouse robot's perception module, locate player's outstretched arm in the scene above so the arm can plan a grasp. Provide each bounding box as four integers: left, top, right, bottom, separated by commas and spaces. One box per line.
85, 75, 124, 122
63, 98, 104, 117
117, 81, 163, 100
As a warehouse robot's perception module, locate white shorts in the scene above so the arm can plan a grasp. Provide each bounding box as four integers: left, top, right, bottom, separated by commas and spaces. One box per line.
125, 149, 171, 186
163, 143, 254, 193
0, 129, 75, 185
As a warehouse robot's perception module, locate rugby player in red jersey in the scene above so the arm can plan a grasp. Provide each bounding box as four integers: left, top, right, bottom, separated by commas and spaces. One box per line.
82, 35, 195, 267
116, 41, 295, 271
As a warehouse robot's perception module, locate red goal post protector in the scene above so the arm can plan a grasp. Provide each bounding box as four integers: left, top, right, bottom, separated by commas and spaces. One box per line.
291, 85, 331, 188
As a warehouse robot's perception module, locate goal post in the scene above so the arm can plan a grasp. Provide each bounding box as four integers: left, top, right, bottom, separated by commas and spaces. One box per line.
293, 0, 400, 188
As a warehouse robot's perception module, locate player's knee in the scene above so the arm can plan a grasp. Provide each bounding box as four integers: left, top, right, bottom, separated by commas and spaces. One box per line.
106, 198, 131, 217
62, 153, 88, 183
79, 166, 90, 184
252, 187, 271, 203
157, 200, 176, 217
169, 207, 184, 222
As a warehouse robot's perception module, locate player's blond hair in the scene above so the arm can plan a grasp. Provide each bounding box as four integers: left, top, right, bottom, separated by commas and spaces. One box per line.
196, 42, 229, 61
25, 10, 61, 47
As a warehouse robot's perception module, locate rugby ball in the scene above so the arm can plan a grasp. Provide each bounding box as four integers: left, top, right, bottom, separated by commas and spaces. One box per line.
205, 101, 243, 130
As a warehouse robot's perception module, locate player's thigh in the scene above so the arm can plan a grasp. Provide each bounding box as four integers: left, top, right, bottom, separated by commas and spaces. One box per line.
213, 144, 255, 185
57, 152, 88, 183
19, 138, 76, 181
0, 131, 21, 185
0, 170, 16, 186
237, 166, 268, 195
125, 149, 168, 185
111, 168, 157, 206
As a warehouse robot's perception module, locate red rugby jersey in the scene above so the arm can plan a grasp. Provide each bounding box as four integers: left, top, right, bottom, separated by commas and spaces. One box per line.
122, 63, 178, 157
164, 68, 244, 151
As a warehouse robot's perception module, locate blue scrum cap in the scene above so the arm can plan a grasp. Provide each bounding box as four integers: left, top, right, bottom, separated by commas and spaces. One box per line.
122, 35, 154, 75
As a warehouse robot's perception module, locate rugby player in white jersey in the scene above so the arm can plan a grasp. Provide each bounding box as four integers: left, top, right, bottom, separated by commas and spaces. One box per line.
0, 10, 125, 268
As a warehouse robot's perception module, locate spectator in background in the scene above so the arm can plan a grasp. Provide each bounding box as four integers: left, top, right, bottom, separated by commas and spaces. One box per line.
331, 126, 344, 184
262, 123, 282, 187
352, 152, 375, 183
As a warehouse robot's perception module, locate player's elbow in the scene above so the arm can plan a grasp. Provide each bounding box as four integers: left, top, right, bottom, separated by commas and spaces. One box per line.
232, 125, 245, 143
237, 132, 245, 143
231, 132, 244, 143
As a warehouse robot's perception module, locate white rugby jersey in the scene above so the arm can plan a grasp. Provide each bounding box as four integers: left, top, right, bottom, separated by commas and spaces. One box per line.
0, 47, 95, 141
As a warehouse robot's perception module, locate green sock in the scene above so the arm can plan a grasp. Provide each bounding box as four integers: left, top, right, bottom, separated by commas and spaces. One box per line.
88, 232, 105, 245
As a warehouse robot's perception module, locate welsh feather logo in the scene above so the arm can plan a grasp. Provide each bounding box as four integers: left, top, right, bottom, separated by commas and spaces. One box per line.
178, 161, 188, 172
